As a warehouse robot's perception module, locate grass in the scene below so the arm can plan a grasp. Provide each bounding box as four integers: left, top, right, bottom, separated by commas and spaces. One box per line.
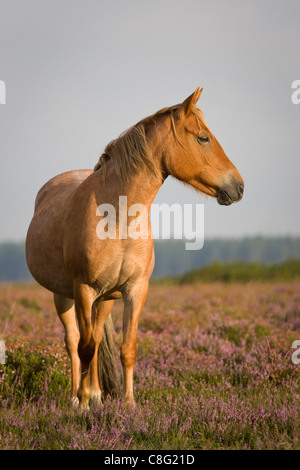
0, 278, 299, 449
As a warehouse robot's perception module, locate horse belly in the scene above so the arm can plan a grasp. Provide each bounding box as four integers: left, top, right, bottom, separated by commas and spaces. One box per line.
25, 170, 92, 298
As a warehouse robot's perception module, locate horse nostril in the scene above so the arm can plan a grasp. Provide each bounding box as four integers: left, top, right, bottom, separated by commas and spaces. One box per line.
238, 183, 244, 197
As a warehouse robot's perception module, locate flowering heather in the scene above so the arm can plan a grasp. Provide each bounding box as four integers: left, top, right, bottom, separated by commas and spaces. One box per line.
0, 281, 299, 449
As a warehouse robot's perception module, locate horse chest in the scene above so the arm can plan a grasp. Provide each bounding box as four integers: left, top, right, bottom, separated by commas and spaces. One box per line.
92, 245, 152, 297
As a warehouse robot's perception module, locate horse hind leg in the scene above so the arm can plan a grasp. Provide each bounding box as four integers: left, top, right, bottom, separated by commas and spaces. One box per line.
53, 293, 80, 408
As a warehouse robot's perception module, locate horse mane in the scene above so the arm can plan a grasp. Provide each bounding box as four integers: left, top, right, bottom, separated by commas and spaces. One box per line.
94, 105, 180, 182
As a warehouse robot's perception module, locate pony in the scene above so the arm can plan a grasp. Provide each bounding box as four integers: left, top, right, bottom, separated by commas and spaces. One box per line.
26, 88, 244, 409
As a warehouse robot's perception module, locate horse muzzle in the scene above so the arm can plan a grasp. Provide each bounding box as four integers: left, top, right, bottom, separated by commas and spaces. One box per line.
217, 179, 244, 206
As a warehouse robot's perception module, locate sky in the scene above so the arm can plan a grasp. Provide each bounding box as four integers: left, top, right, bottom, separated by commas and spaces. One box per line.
0, 0, 300, 242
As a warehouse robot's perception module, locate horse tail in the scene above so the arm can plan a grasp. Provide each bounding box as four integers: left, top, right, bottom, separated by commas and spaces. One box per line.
98, 314, 119, 398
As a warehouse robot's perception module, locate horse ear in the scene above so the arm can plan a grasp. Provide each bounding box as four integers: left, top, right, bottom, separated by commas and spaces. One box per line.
178, 87, 203, 118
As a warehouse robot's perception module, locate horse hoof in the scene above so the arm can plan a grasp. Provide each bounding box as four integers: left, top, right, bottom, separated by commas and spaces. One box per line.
123, 399, 136, 410
79, 402, 90, 412
70, 396, 79, 408
90, 391, 103, 408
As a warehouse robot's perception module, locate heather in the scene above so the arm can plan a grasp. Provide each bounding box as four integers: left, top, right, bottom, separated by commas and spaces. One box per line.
0, 281, 299, 450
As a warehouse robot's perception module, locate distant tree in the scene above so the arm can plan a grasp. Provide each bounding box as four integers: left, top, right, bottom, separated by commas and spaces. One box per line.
1, 237, 300, 281
0, 242, 32, 281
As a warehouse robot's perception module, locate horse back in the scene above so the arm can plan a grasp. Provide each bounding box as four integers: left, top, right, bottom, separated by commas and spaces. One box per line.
34, 170, 92, 212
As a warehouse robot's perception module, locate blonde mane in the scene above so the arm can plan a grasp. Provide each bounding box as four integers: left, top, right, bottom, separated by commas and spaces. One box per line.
94, 105, 180, 182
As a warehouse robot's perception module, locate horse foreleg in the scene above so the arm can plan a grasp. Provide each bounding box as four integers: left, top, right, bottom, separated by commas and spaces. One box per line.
73, 282, 95, 410
90, 299, 115, 406
121, 279, 148, 407
53, 293, 80, 407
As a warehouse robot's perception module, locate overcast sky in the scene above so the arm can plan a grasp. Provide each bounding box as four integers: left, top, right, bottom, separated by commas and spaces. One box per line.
0, 0, 300, 242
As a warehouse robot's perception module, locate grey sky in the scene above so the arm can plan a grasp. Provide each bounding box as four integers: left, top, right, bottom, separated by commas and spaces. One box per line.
0, 0, 299, 241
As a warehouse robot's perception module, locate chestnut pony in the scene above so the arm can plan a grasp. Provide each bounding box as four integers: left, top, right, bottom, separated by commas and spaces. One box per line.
26, 88, 244, 409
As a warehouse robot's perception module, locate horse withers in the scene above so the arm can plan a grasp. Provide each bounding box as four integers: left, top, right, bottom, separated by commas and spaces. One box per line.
26, 88, 244, 409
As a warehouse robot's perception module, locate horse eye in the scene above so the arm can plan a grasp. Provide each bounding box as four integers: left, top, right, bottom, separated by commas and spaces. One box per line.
197, 136, 210, 144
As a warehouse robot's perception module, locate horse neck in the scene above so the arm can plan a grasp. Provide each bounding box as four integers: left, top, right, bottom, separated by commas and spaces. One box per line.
125, 117, 172, 206
103, 122, 168, 209
120, 166, 163, 210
